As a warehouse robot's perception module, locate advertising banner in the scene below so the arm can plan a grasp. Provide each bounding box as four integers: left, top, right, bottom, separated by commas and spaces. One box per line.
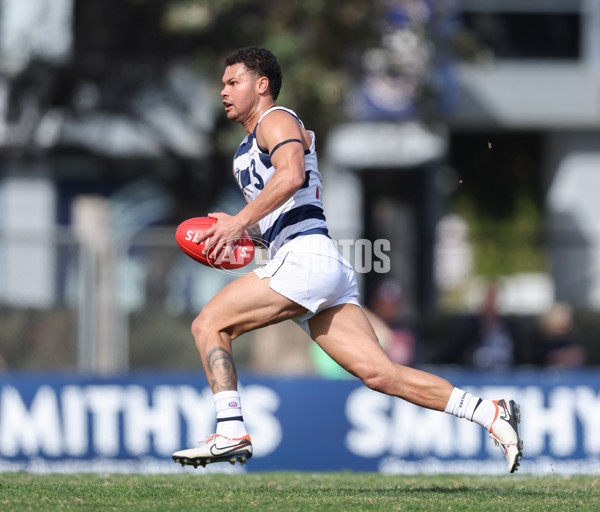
1, 370, 599, 474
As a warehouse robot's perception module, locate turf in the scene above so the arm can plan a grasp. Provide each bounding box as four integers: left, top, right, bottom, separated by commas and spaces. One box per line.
0, 472, 598, 511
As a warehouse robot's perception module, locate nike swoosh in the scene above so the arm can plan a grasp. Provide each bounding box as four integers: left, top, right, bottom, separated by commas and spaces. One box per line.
499, 402, 511, 421
210, 442, 248, 457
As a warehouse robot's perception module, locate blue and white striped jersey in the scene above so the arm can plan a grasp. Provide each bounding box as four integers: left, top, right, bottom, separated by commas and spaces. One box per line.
233, 107, 328, 258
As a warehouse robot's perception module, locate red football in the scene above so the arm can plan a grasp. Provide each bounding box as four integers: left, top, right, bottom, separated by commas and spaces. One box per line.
175, 217, 255, 269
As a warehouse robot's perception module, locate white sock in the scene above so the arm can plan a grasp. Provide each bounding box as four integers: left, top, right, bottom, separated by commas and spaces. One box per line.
444, 387, 497, 431
214, 390, 248, 439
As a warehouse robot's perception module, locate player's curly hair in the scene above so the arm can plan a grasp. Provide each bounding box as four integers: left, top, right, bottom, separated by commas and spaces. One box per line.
225, 47, 282, 100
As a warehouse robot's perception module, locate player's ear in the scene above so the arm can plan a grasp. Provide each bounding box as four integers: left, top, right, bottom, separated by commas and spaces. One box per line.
257, 76, 270, 96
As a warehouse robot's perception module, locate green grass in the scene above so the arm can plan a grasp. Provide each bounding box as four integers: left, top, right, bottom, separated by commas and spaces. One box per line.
1, 472, 598, 511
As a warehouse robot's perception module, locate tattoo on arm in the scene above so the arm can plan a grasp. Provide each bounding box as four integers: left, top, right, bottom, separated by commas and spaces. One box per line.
246, 223, 265, 247
206, 347, 237, 392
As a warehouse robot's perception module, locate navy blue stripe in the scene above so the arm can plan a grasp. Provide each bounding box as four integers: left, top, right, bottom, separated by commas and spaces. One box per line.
262, 205, 326, 244
235, 138, 252, 158
251, 126, 269, 153
284, 227, 329, 243
239, 168, 251, 188
216, 416, 244, 423
258, 152, 272, 169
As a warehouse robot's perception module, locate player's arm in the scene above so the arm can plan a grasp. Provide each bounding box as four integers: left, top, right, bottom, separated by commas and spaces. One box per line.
205, 111, 307, 258
234, 110, 308, 229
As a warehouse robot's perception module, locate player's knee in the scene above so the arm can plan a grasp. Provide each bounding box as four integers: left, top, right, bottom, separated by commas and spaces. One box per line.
191, 312, 214, 345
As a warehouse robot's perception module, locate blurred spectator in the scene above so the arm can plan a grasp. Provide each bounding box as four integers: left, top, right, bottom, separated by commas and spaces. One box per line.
444, 283, 514, 369
530, 303, 586, 368
368, 278, 417, 366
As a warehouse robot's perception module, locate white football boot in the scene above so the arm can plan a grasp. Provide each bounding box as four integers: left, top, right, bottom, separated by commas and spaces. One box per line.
172, 434, 253, 468
488, 399, 523, 473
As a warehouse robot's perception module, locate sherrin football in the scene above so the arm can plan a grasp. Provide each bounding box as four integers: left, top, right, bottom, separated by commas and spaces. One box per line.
175, 217, 255, 269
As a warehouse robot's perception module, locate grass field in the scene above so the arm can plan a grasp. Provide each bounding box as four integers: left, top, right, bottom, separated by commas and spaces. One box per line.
1, 472, 599, 511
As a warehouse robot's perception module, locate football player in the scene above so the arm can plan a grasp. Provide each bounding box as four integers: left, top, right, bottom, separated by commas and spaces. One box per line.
172, 47, 522, 473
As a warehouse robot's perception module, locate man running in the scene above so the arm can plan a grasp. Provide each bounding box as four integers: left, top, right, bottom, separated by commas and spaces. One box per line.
172, 47, 523, 473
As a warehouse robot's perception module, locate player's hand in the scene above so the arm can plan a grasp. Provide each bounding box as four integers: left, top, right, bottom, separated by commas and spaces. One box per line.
203, 212, 245, 262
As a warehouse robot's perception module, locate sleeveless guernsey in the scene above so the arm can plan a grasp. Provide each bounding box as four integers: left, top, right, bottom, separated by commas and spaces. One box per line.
233, 106, 328, 258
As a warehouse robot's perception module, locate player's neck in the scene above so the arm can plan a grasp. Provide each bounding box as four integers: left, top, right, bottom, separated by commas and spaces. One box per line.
242, 101, 276, 134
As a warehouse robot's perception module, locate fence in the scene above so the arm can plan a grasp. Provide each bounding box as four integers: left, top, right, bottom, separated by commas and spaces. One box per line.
0, 227, 230, 372
1, 227, 600, 373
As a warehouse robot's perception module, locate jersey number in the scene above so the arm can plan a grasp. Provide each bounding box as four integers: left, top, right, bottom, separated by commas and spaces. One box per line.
250, 160, 264, 190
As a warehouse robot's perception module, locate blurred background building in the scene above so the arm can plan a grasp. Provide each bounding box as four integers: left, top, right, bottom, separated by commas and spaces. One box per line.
0, 0, 599, 373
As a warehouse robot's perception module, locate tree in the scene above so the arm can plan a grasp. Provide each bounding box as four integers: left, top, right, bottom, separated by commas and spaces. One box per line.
162, 0, 385, 141
2, 0, 458, 217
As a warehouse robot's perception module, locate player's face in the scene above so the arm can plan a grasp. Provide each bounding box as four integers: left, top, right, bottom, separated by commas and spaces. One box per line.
221, 63, 260, 124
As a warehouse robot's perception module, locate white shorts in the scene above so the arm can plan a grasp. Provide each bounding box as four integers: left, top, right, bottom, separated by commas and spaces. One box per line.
254, 234, 360, 335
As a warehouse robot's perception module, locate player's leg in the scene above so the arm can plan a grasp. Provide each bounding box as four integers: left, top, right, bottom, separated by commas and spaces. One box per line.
191, 270, 307, 391
173, 271, 307, 468
308, 303, 453, 410
308, 303, 523, 472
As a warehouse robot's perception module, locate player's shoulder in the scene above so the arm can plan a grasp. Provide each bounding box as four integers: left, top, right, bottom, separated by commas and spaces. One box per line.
260, 106, 301, 127
256, 107, 304, 149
